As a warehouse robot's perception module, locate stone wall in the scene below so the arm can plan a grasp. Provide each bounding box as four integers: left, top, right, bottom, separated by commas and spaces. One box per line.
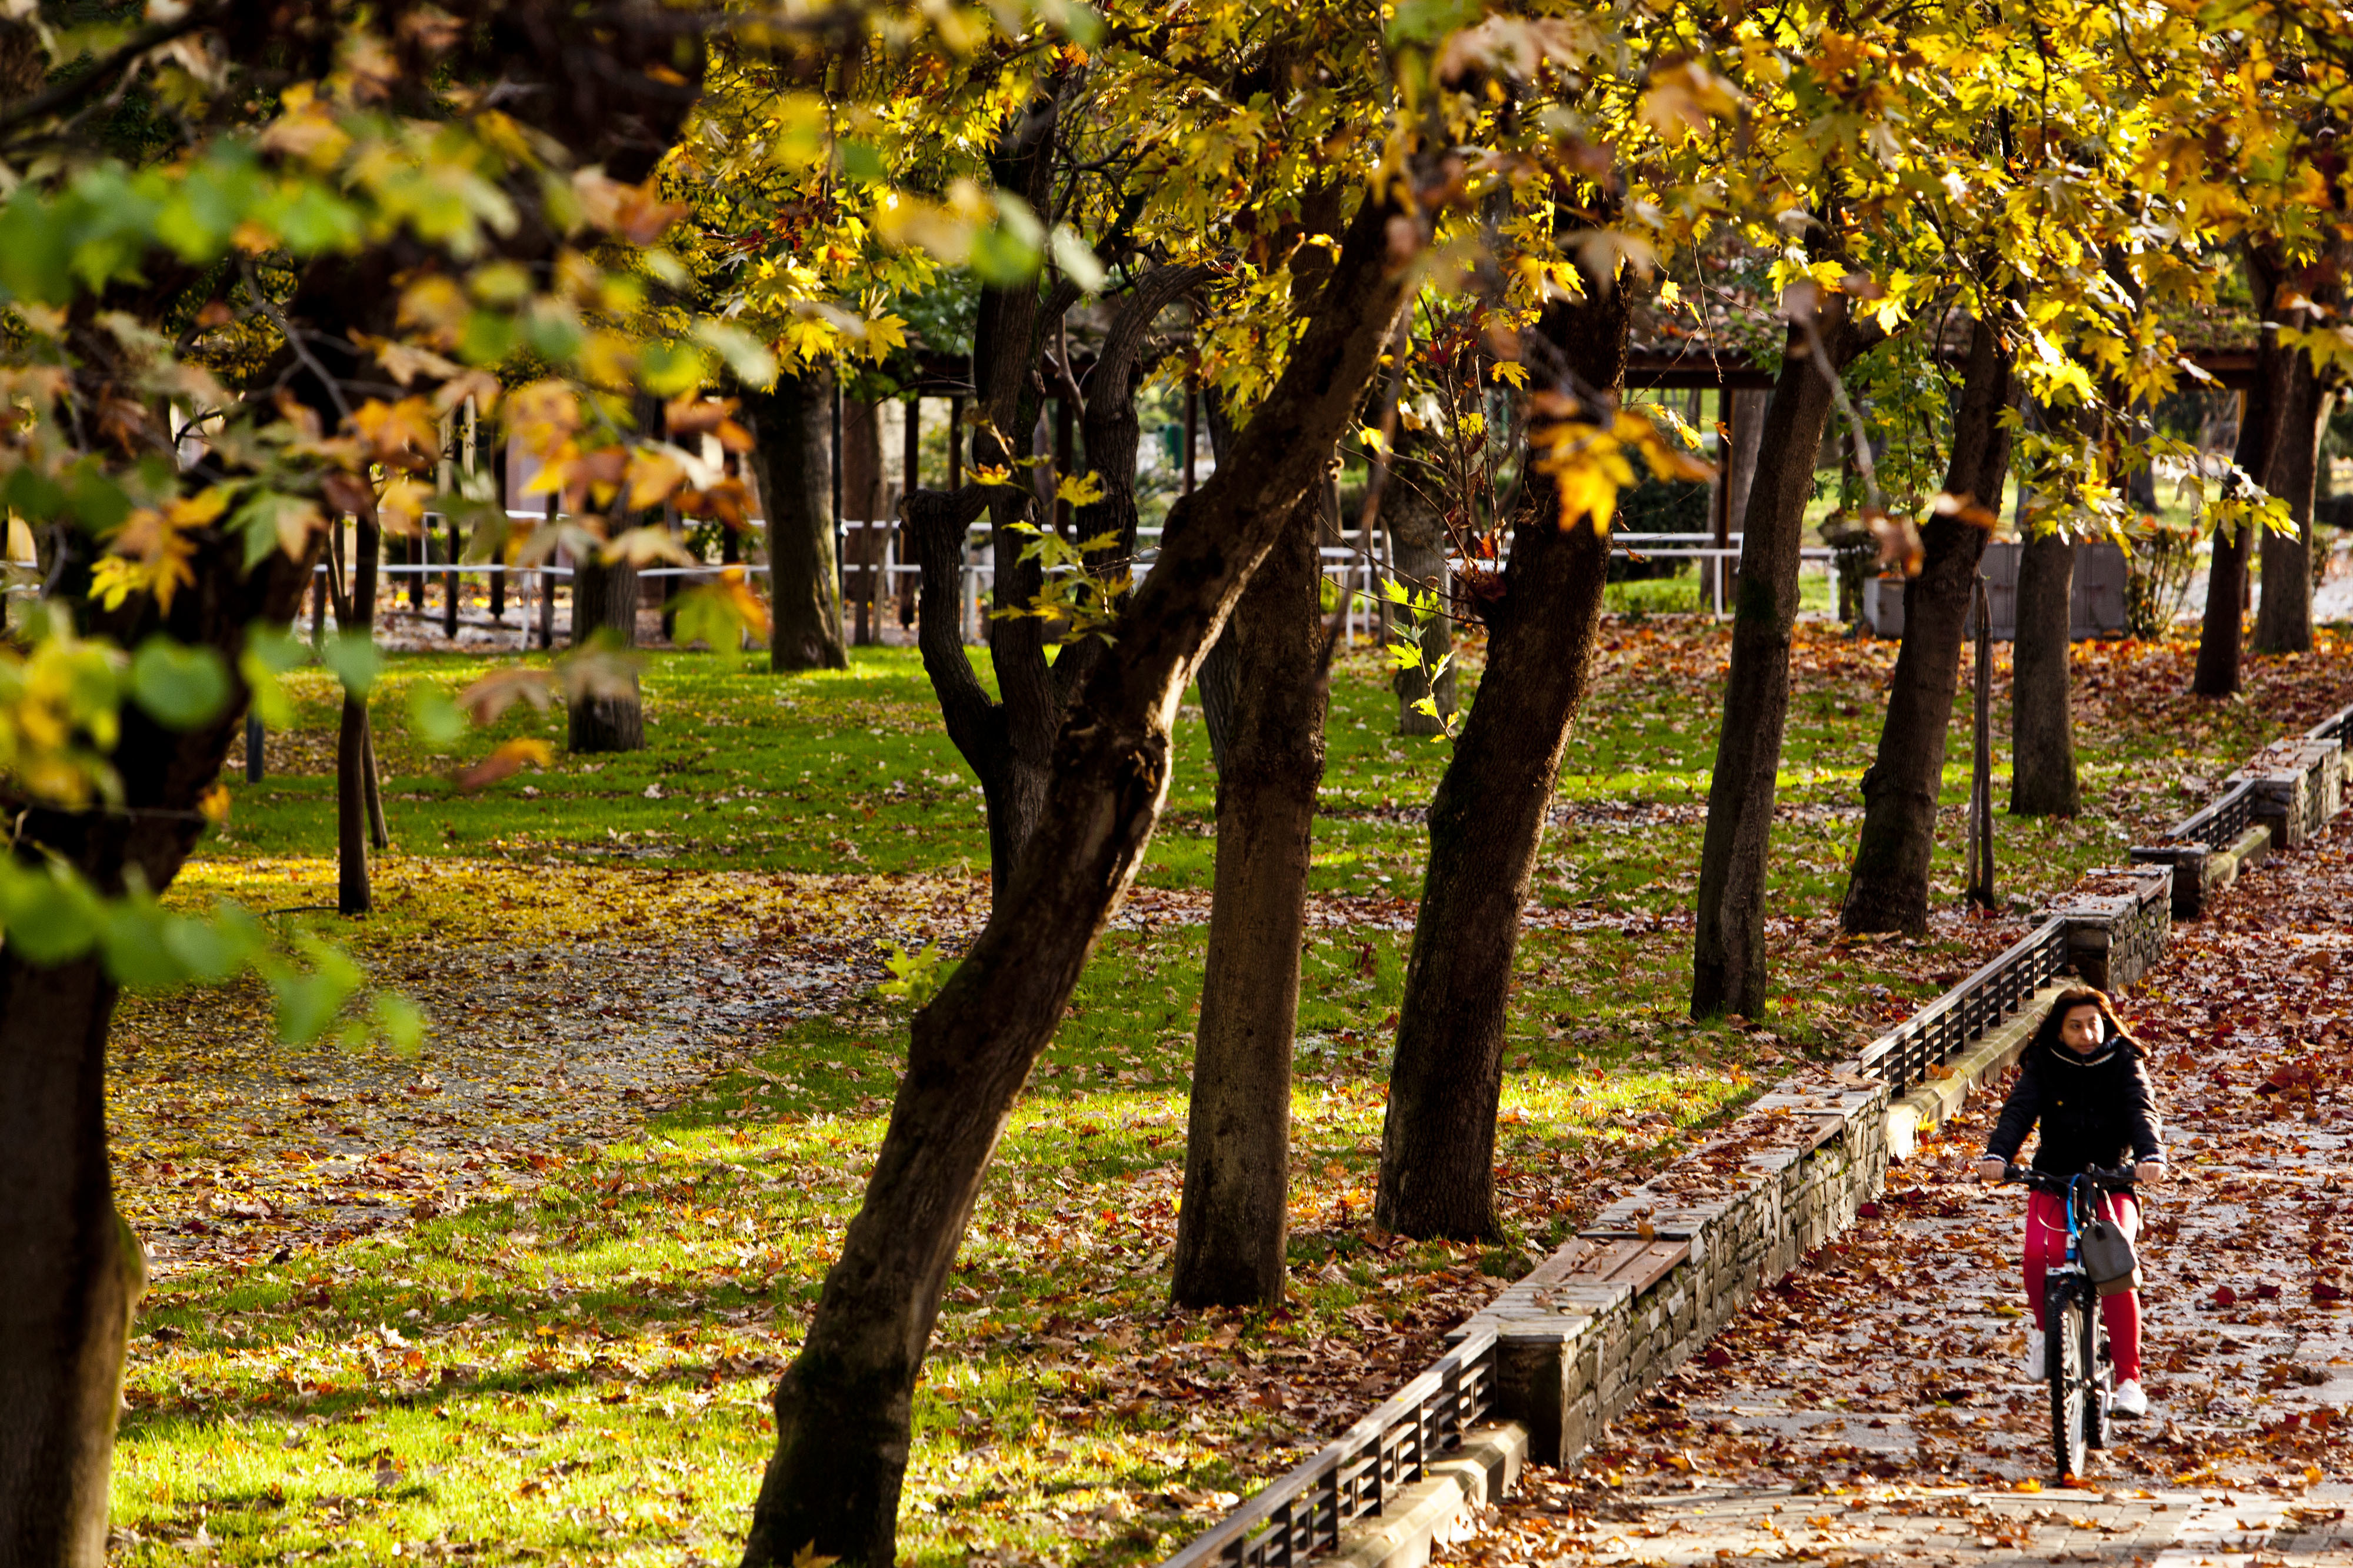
2052, 866, 2172, 993
1467, 1077, 1889, 1465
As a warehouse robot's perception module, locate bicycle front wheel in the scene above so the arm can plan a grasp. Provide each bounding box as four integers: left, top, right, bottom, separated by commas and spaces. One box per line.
2082, 1290, 2108, 1452
2048, 1284, 2088, 1480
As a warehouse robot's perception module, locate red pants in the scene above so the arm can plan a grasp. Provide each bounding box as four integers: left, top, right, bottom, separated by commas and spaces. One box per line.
2024, 1188, 2142, 1383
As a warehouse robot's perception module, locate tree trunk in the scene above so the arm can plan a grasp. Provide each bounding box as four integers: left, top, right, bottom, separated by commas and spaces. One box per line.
362, 716, 390, 850
893, 105, 1165, 892
1170, 489, 1330, 1307
842, 396, 885, 646
1691, 296, 1882, 1019
1196, 392, 1243, 768
1388, 448, 1456, 735
568, 543, 644, 753
751, 371, 848, 673
1, 530, 311, 1568
739, 185, 1412, 1568
2253, 342, 2327, 654
490, 436, 509, 620
1840, 308, 2016, 933
338, 516, 379, 916
0, 954, 145, 1568
1725, 389, 1768, 539
2193, 247, 2290, 696
2010, 525, 2079, 815
1374, 281, 1627, 1242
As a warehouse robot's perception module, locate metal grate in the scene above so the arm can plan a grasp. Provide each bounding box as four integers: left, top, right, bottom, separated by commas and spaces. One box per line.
2170, 780, 2257, 850
1854, 919, 2070, 1095
2308, 705, 2353, 748
1158, 1325, 1496, 1568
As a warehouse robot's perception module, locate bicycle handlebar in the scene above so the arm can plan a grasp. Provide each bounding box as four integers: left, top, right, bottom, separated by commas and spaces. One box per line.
2000, 1162, 2138, 1193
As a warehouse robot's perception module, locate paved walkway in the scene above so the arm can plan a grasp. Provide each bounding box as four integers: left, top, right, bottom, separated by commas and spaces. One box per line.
1444, 818, 2353, 1566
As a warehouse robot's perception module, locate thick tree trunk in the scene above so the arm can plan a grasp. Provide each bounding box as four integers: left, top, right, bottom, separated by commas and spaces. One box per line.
568, 543, 644, 752
1691, 297, 1882, 1019
1374, 282, 1627, 1242
1388, 452, 1456, 735
750, 372, 848, 673
739, 186, 1411, 1568
0, 954, 144, 1568
1840, 309, 2016, 932
338, 516, 380, 916
2, 530, 310, 1568
2194, 248, 2289, 696
1169, 490, 1330, 1307
2010, 525, 2079, 815
2253, 348, 2327, 654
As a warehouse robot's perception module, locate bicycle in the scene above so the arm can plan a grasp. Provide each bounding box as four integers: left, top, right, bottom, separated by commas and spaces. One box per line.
1999, 1162, 2139, 1482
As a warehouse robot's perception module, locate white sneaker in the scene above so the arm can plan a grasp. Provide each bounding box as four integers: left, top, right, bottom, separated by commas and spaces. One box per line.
2111, 1379, 2148, 1418
2024, 1328, 2045, 1380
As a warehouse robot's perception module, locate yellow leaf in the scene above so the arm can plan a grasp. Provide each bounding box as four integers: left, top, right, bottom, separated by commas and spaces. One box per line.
455, 738, 554, 792
1054, 471, 1106, 508
198, 784, 231, 826
1490, 360, 1529, 389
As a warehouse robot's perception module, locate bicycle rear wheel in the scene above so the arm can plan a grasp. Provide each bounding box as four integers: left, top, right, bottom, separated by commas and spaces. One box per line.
2083, 1292, 2108, 1452
2048, 1283, 2087, 1480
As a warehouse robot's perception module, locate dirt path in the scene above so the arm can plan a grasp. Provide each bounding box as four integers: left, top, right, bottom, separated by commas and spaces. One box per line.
1443, 820, 2353, 1566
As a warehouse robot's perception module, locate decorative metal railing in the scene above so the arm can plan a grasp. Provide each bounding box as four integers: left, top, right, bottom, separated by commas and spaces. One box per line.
1852, 919, 2071, 1095
1158, 1325, 1496, 1568
2308, 703, 2353, 749
2170, 780, 2258, 850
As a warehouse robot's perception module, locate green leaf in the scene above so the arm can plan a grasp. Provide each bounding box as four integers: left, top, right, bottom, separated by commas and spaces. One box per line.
159, 903, 258, 984
374, 992, 428, 1056
692, 322, 778, 389
129, 637, 231, 729
1034, 0, 1105, 44
838, 139, 887, 184
1388, 0, 1485, 45
406, 685, 466, 750
319, 631, 381, 696
969, 196, 1044, 285
671, 587, 739, 653
1049, 226, 1107, 295
241, 625, 305, 728
101, 898, 189, 990
269, 939, 364, 1045
639, 338, 706, 398
0, 860, 104, 965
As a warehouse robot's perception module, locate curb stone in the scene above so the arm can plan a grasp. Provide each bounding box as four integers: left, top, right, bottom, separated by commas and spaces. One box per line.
1327, 1424, 1527, 1568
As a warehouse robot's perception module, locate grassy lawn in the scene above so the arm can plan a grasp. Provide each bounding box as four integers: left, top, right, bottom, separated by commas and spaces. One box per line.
108, 613, 2351, 1566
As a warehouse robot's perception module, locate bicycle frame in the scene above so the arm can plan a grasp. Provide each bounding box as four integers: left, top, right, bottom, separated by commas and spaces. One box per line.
2005, 1163, 2136, 1482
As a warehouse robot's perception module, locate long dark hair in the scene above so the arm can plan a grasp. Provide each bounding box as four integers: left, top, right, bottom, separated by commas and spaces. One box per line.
2030, 985, 2141, 1058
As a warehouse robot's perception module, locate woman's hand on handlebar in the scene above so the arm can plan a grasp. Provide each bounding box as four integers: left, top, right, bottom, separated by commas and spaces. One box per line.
2136, 1159, 2166, 1185
1977, 1157, 2008, 1183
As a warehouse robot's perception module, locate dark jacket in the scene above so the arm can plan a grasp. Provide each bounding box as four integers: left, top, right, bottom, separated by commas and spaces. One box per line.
1984, 1033, 2165, 1176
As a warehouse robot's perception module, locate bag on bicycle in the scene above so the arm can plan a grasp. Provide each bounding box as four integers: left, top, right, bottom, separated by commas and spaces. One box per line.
2080, 1216, 2142, 1296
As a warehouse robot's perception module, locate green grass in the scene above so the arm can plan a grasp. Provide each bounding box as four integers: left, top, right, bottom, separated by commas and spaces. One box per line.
111, 615, 2352, 1566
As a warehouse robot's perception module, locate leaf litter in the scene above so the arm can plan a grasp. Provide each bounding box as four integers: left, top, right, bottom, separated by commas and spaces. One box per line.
1441, 813, 2353, 1566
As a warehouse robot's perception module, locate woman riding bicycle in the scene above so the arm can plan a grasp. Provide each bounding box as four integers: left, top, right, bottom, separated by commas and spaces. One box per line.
1976, 986, 2167, 1417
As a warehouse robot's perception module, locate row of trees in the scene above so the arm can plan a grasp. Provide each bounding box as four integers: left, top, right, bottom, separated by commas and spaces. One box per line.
0, 2, 2346, 1567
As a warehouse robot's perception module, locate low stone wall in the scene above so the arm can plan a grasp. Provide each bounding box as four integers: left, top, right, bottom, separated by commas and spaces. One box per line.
1162, 704, 2347, 1567
2052, 866, 2172, 993
2232, 735, 2344, 850
1464, 862, 2185, 1470
1462, 1075, 1889, 1465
